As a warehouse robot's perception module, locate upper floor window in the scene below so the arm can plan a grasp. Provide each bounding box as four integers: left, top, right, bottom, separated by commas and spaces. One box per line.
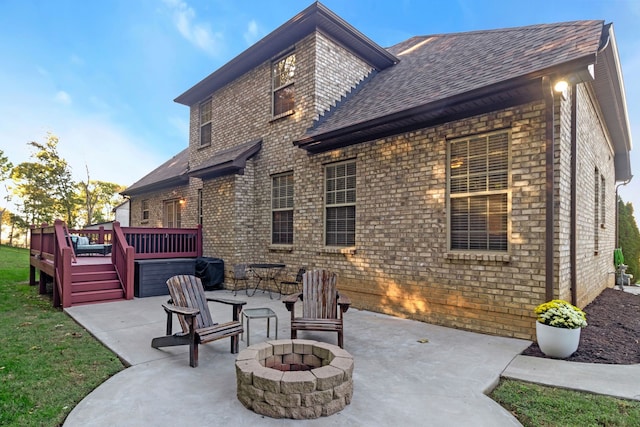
141, 199, 149, 221
272, 52, 296, 117
325, 161, 356, 247
271, 173, 293, 245
200, 98, 212, 146
448, 131, 509, 252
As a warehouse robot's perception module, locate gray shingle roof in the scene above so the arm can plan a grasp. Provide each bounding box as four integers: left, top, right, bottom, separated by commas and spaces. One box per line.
302, 20, 603, 140
122, 148, 189, 196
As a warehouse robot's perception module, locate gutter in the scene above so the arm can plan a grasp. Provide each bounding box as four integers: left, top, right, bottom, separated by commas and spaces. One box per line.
570, 85, 578, 305
542, 76, 555, 302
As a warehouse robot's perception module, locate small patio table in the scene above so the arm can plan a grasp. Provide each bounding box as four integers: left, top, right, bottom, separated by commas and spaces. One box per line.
241, 307, 278, 346
247, 263, 286, 299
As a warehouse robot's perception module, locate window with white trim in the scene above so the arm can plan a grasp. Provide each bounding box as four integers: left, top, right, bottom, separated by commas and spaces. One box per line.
200, 98, 212, 146
197, 189, 203, 226
449, 131, 509, 251
594, 168, 600, 253
141, 199, 149, 221
600, 174, 606, 227
164, 200, 182, 228
272, 52, 295, 117
325, 161, 356, 247
271, 173, 293, 245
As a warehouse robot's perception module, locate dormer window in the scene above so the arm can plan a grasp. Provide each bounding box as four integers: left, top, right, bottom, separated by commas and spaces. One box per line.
272, 52, 296, 117
200, 98, 212, 146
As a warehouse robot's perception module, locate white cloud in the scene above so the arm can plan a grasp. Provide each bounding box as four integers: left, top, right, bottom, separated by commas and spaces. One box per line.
162, 0, 223, 56
55, 90, 72, 105
244, 19, 260, 45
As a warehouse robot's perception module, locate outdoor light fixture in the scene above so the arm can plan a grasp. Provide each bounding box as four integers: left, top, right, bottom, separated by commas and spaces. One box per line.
553, 80, 569, 93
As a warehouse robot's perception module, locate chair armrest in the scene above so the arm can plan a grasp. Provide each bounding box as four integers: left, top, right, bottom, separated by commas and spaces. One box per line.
207, 297, 246, 307
207, 297, 246, 321
282, 292, 302, 313
337, 293, 351, 313
161, 303, 199, 317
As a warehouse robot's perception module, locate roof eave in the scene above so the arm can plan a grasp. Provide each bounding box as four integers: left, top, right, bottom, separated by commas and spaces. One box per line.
174, 2, 397, 106
121, 175, 190, 197
593, 24, 633, 182
188, 139, 262, 180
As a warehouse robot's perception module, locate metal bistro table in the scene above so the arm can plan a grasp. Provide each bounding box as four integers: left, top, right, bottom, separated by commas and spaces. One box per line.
247, 263, 286, 299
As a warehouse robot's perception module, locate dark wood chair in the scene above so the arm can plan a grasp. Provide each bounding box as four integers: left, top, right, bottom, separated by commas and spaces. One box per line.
151, 275, 246, 367
279, 266, 306, 296
282, 269, 351, 348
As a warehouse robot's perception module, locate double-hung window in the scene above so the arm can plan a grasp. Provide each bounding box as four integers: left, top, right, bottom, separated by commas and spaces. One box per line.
449, 131, 509, 251
164, 200, 182, 228
141, 199, 149, 221
272, 52, 295, 117
325, 161, 356, 247
200, 98, 212, 146
271, 173, 293, 245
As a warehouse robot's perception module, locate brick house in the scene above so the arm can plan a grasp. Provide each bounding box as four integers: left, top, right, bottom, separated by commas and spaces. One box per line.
123, 3, 632, 339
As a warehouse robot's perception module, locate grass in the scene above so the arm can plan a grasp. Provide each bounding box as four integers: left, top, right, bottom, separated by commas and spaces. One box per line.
1, 245, 639, 426
0, 245, 124, 427
490, 379, 640, 426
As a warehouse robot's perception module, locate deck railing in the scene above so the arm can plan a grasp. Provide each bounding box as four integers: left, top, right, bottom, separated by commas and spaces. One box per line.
123, 226, 202, 259
29, 221, 203, 307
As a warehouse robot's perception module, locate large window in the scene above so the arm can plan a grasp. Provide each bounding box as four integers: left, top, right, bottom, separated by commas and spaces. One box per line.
325, 161, 356, 247
200, 98, 212, 146
449, 131, 509, 251
164, 200, 182, 228
272, 52, 295, 117
271, 173, 293, 245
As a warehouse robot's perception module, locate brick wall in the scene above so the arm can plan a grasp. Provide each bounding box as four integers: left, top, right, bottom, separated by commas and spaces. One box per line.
130, 30, 617, 340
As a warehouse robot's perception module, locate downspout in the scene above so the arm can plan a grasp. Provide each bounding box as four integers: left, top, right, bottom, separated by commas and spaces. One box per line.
542, 76, 555, 302
570, 85, 578, 305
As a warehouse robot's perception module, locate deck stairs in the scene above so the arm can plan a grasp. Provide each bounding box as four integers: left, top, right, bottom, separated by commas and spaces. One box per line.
70, 262, 125, 305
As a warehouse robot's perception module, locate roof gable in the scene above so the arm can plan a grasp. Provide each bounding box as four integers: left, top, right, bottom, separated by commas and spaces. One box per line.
174, 2, 397, 106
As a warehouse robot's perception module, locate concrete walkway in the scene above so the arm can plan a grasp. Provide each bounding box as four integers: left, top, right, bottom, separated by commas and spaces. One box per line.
63, 287, 640, 426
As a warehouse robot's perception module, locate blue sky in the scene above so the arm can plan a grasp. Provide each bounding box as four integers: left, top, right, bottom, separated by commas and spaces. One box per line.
1, 0, 639, 212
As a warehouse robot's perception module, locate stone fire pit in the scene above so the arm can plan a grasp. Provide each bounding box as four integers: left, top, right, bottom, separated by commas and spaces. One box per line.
235, 339, 354, 419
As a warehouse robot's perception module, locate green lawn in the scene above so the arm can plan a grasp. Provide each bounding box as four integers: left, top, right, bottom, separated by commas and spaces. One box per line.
490, 379, 640, 426
0, 245, 124, 427
1, 245, 638, 426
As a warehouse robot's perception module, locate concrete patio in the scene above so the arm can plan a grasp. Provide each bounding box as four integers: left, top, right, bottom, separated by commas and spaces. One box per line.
62, 286, 640, 426
63, 289, 530, 426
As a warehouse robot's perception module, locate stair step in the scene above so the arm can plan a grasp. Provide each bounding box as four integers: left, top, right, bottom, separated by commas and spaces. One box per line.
72, 280, 121, 293
71, 289, 124, 304
73, 270, 118, 282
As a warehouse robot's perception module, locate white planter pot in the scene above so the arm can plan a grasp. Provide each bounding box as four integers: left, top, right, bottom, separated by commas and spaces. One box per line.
535, 321, 581, 359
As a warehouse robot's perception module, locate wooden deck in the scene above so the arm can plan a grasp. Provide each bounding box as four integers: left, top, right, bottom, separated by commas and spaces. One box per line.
29, 220, 203, 308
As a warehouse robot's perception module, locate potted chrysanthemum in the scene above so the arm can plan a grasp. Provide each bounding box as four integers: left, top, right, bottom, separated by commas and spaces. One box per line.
534, 299, 587, 358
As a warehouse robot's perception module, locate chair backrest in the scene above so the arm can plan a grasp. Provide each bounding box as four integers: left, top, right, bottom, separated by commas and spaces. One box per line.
234, 264, 248, 280
166, 275, 215, 332
294, 267, 306, 283
302, 269, 338, 319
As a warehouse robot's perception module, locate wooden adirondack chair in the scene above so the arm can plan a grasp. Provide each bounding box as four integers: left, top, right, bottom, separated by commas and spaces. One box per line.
282, 269, 351, 348
151, 275, 246, 367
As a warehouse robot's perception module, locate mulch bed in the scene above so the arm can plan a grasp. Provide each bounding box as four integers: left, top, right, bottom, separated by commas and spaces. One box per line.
522, 288, 640, 364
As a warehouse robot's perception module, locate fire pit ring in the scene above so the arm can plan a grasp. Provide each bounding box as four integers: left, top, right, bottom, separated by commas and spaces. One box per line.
235, 339, 354, 419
